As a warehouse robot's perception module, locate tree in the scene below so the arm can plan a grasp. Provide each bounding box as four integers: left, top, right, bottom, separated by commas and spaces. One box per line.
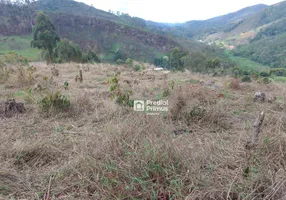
31, 11, 60, 64
207, 58, 221, 73
55, 39, 82, 63
181, 52, 208, 72
169, 47, 187, 71
82, 51, 100, 63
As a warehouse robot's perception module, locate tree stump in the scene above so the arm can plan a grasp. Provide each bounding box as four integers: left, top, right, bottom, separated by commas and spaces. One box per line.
51, 67, 59, 76
4, 99, 26, 118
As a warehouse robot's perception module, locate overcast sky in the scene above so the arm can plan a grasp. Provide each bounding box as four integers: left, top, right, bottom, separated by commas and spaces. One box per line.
75, 0, 283, 23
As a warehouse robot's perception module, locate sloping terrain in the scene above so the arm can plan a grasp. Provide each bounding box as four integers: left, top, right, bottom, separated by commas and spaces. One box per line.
168, 4, 268, 39
1, 0, 286, 67
0, 0, 236, 64
232, 2, 286, 68
0, 0, 182, 62
0, 35, 40, 61
193, 1, 286, 68
1, 62, 286, 199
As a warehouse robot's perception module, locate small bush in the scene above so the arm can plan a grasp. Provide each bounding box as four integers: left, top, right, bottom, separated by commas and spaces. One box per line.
3, 52, 29, 66
125, 58, 133, 66
242, 70, 250, 76
263, 77, 271, 84
241, 75, 251, 82
251, 71, 260, 80
39, 91, 71, 113
0, 67, 10, 82
260, 71, 270, 77
170, 80, 175, 90
116, 59, 125, 65
162, 88, 170, 97
269, 68, 286, 77
133, 65, 141, 72
82, 51, 100, 63
115, 91, 133, 107
190, 79, 200, 84
231, 67, 240, 78
109, 72, 133, 107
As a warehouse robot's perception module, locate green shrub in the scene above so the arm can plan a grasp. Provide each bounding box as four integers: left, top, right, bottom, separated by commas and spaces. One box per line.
109, 72, 133, 107
125, 58, 133, 66
269, 68, 286, 77
115, 90, 133, 107
170, 80, 175, 90
263, 77, 271, 84
243, 70, 250, 76
251, 71, 260, 80
116, 59, 125, 65
39, 91, 71, 112
241, 75, 252, 82
260, 71, 270, 77
133, 65, 141, 71
190, 79, 200, 84
162, 88, 170, 97
55, 39, 83, 63
82, 51, 100, 63
2, 52, 29, 66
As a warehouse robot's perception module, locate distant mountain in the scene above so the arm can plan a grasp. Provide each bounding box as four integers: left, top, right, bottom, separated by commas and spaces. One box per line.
171, 1, 286, 68
0, 0, 225, 63
4, 0, 286, 68
229, 1, 286, 68
0, 0, 179, 62
164, 4, 268, 39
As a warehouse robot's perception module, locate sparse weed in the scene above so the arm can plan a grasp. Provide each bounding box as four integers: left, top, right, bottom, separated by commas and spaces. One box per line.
109, 72, 133, 107
39, 91, 71, 113
190, 79, 200, 84
162, 88, 170, 97
170, 80, 175, 90
241, 75, 252, 82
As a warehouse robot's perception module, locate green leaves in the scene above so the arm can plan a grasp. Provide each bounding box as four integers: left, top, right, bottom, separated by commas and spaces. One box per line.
31, 12, 60, 64
170, 47, 187, 71
55, 39, 81, 63
40, 91, 71, 112
108, 72, 133, 107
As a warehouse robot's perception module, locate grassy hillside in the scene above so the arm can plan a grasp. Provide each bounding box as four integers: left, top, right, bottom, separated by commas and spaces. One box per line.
169, 4, 268, 39
234, 33, 286, 68
0, 0, 233, 65
233, 16, 286, 68
0, 35, 40, 61
0, 0, 180, 63
195, 1, 286, 69
231, 1, 286, 34
225, 50, 270, 71
32, 0, 167, 32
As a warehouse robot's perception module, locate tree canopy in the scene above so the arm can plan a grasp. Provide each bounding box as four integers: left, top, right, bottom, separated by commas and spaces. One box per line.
31, 11, 60, 64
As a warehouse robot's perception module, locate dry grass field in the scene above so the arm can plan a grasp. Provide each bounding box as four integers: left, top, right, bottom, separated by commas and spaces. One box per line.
1, 62, 286, 200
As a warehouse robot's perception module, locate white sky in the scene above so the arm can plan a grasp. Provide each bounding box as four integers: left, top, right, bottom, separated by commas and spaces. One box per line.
75, 0, 283, 23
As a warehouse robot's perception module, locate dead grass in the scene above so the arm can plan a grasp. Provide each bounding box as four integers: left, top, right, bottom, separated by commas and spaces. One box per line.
0, 62, 286, 199
229, 78, 241, 90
